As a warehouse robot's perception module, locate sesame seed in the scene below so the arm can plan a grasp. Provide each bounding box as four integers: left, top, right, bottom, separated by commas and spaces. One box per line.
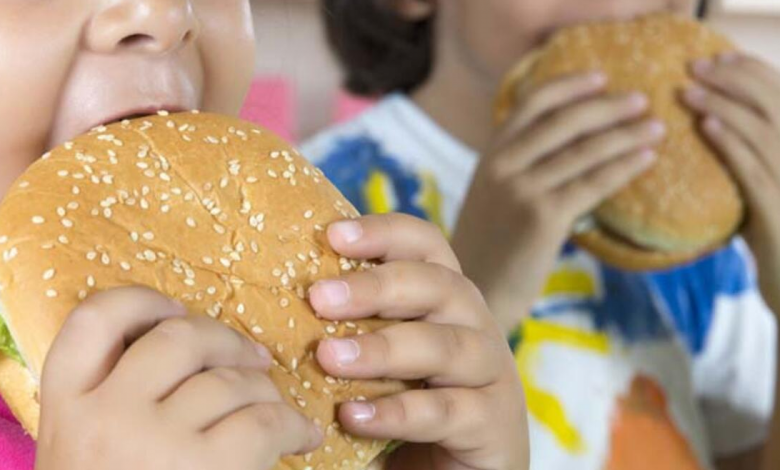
213, 224, 226, 235
140, 199, 149, 210
157, 110, 169, 116
186, 217, 197, 228
45, 289, 58, 298
270, 151, 280, 159
206, 286, 217, 295
326, 325, 337, 334
161, 205, 170, 213
101, 253, 111, 265
32, 216, 45, 225
276, 344, 284, 353
143, 250, 157, 262
78, 290, 87, 300
219, 177, 229, 188
120, 262, 132, 271
237, 303, 245, 314
250, 241, 259, 254
246, 176, 258, 184
67, 201, 79, 210
142, 232, 155, 241
324, 446, 332, 454
86, 251, 97, 261
304, 210, 313, 219
0, 236, 6, 244
184, 279, 195, 287
202, 256, 214, 265
57, 170, 69, 177
43, 269, 55, 280
251, 325, 264, 334
219, 258, 231, 268
160, 173, 171, 182
130, 232, 139, 242
267, 170, 278, 178
288, 317, 295, 328
103, 208, 113, 219
87, 276, 95, 287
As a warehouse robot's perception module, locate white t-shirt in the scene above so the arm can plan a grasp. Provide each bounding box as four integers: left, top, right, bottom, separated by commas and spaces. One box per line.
302, 94, 777, 470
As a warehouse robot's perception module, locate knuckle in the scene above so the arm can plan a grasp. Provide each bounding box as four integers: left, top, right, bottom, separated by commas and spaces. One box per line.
156, 317, 199, 345
432, 390, 460, 425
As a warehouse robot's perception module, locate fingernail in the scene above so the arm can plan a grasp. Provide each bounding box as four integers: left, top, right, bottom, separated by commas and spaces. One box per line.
685, 86, 707, 104
330, 221, 363, 244
588, 72, 607, 87
310, 424, 324, 445
693, 59, 713, 74
704, 116, 723, 133
312, 280, 350, 307
254, 343, 272, 362
326, 339, 360, 366
347, 402, 376, 423
638, 149, 657, 164
169, 300, 188, 317
646, 120, 667, 138
719, 52, 739, 64
627, 93, 649, 111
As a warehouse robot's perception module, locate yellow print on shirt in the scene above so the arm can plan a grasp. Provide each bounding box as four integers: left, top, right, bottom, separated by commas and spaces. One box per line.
514, 264, 608, 454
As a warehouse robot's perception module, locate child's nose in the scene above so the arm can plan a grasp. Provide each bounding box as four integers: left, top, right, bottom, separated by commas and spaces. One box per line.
85, 0, 200, 55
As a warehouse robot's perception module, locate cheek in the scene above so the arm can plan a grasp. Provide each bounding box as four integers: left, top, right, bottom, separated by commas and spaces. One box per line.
0, 3, 82, 196
198, 0, 256, 115
453, 0, 552, 78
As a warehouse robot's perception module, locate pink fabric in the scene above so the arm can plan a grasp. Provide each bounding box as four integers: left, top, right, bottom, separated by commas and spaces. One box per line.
239, 77, 297, 142
333, 91, 376, 123
0, 397, 34, 469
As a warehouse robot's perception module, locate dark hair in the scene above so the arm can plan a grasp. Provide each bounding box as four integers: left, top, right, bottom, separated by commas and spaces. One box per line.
320, 0, 435, 97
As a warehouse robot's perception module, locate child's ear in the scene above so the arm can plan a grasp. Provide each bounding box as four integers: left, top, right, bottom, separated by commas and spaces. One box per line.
390, 0, 436, 21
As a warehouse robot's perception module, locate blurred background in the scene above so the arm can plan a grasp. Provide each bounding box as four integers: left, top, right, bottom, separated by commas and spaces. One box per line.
241, 0, 780, 143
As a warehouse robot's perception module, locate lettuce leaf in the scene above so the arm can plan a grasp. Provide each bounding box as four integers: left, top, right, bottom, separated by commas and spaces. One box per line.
0, 315, 23, 365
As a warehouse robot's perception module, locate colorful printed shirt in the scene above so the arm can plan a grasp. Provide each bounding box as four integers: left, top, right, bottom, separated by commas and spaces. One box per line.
302, 94, 778, 470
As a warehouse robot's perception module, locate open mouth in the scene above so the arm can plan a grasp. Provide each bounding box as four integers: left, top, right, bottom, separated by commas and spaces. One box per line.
95, 106, 189, 129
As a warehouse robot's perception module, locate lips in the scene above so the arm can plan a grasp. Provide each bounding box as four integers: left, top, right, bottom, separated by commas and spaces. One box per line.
93, 105, 190, 130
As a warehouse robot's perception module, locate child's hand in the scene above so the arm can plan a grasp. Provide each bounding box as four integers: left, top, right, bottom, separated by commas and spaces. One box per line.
35, 287, 322, 470
682, 53, 780, 312
310, 214, 529, 470
452, 73, 663, 332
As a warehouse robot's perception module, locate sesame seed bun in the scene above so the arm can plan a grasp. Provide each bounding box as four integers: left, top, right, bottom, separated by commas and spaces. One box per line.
495, 13, 745, 271
0, 112, 408, 469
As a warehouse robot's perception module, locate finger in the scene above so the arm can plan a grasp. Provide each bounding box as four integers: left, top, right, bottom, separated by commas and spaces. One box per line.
495, 93, 649, 175
103, 316, 272, 400
701, 116, 773, 208
327, 214, 460, 272
683, 85, 776, 161
692, 56, 780, 123
339, 388, 490, 445
159, 367, 281, 430
555, 149, 657, 219
207, 402, 322, 467
316, 323, 504, 387
529, 119, 666, 190
498, 72, 607, 140
41, 286, 186, 400
309, 261, 488, 328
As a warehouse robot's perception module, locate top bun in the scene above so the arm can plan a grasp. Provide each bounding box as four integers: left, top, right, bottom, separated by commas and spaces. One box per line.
0, 112, 406, 469
496, 13, 745, 270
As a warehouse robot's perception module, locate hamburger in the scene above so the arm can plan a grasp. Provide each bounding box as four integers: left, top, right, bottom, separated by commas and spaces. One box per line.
0, 112, 407, 469
495, 13, 745, 271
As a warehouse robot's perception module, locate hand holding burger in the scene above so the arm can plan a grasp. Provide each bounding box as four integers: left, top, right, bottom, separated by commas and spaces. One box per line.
454, 13, 744, 333
0, 112, 527, 470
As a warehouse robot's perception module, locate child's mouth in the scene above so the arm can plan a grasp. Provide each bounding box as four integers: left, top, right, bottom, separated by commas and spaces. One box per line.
97, 106, 188, 129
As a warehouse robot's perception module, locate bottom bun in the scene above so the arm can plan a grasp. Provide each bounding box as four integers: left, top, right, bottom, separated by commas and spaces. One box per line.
573, 229, 716, 272
0, 356, 38, 437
